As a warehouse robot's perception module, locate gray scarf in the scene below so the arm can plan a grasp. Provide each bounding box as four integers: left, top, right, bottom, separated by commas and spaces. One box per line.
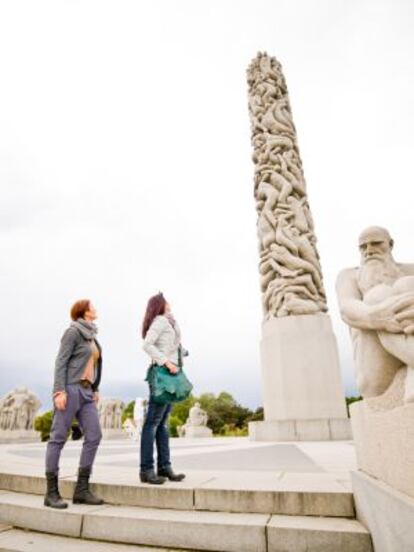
71, 319, 98, 340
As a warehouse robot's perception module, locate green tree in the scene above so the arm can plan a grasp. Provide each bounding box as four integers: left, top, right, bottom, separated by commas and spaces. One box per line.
170, 395, 196, 423
121, 392, 259, 437
34, 411, 83, 442
168, 414, 183, 437
246, 406, 264, 423
220, 424, 249, 437
197, 392, 252, 435
34, 410, 53, 442
170, 395, 195, 436
122, 400, 135, 424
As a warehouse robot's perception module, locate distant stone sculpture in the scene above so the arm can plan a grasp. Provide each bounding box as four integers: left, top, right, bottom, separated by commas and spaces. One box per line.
337, 226, 414, 406
188, 402, 208, 426
123, 418, 137, 440
0, 387, 41, 431
133, 397, 146, 434
179, 403, 212, 438
98, 398, 124, 430
247, 51, 327, 318
123, 398, 147, 441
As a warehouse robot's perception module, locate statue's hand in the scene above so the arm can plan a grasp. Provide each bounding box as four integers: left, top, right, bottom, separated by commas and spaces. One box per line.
381, 319, 404, 333
369, 293, 414, 332
395, 308, 414, 323
392, 294, 414, 333
389, 292, 414, 313
403, 323, 414, 335
398, 308, 414, 334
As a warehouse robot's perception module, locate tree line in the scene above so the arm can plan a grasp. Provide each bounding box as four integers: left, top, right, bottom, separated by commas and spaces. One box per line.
35, 392, 361, 441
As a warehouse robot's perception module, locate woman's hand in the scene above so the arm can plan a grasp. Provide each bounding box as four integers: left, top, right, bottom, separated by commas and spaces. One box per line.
54, 392, 67, 411
165, 361, 178, 374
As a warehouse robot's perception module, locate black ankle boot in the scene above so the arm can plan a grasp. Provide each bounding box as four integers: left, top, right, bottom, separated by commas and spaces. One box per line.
73, 467, 104, 505
158, 466, 185, 482
140, 470, 166, 485
44, 472, 68, 509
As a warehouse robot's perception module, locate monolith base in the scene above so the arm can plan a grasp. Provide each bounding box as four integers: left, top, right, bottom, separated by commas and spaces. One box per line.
249, 314, 351, 441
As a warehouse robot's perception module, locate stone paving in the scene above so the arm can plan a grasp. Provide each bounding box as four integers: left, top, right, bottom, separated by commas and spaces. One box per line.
0, 437, 371, 552
0, 436, 356, 491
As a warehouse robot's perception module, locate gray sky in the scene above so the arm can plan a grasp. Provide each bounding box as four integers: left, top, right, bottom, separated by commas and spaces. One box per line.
1, 0, 413, 411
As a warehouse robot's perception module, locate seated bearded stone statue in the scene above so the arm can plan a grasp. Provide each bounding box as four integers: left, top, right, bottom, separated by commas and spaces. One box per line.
178, 402, 212, 438
336, 226, 414, 403
188, 403, 208, 427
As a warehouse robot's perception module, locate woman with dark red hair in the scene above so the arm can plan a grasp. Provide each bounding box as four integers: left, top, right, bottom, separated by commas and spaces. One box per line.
140, 293, 186, 484
44, 299, 104, 508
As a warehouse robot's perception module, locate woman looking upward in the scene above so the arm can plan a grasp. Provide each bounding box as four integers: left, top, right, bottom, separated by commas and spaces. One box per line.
44, 299, 104, 509
140, 292, 186, 485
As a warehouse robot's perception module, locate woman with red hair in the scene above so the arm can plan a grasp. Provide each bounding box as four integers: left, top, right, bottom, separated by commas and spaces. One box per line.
44, 299, 104, 508
140, 293, 186, 484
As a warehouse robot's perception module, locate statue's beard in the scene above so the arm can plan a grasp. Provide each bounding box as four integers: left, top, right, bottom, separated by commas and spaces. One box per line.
357, 255, 402, 295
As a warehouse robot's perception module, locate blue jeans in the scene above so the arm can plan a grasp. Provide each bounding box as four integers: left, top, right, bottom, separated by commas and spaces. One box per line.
140, 396, 172, 473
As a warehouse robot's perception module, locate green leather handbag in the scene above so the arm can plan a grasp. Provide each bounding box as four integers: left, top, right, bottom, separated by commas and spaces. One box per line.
145, 347, 193, 405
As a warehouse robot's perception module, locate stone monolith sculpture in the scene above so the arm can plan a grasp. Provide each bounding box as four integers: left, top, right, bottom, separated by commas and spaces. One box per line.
337, 226, 414, 551
247, 52, 350, 440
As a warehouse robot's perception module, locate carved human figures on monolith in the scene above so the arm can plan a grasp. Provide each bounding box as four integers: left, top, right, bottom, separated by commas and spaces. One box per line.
247, 52, 327, 318
247, 53, 349, 441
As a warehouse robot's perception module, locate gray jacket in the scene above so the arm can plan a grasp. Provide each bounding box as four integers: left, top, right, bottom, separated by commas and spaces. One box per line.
143, 315, 182, 366
53, 326, 102, 394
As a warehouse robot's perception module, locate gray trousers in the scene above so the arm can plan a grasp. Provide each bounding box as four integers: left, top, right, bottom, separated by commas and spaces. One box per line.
45, 383, 102, 474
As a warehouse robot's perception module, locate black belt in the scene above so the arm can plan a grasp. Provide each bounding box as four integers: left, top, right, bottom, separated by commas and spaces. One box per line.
79, 379, 92, 389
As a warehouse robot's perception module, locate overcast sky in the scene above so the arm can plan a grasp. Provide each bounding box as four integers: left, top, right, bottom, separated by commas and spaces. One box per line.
1, 0, 414, 411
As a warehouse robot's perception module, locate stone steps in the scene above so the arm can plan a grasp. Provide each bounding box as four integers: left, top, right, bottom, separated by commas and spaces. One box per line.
0, 471, 354, 517
0, 491, 373, 552
0, 526, 177, 552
